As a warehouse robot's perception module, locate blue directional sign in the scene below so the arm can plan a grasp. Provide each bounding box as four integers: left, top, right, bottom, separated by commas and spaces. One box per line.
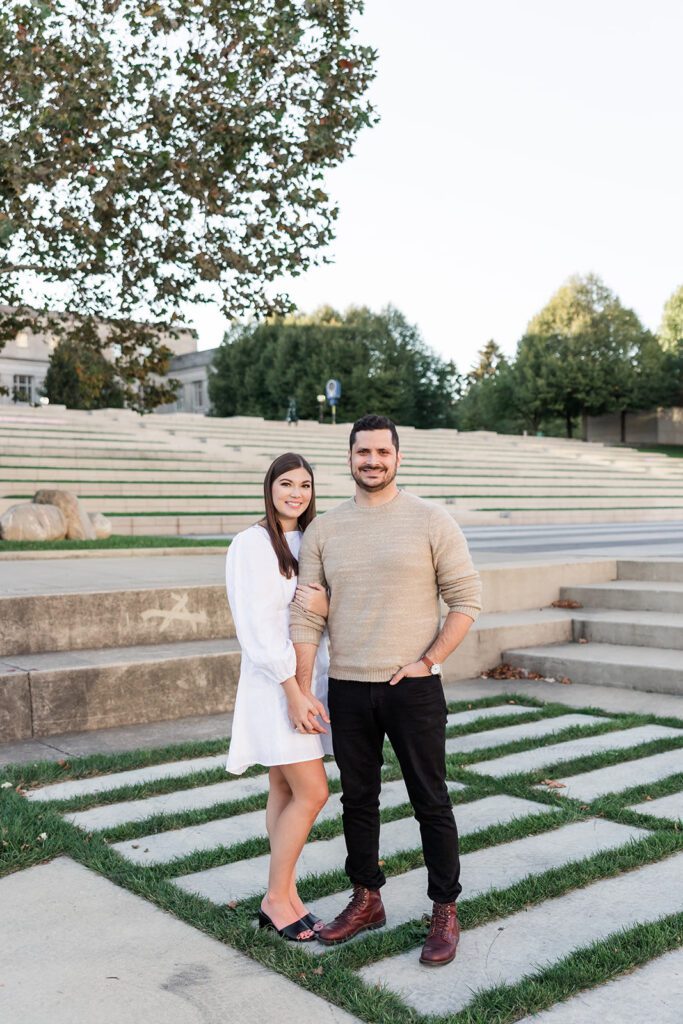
325, 379, 342, 406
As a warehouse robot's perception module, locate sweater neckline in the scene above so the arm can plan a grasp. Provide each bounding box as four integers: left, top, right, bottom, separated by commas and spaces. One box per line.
352, 489, 404, 512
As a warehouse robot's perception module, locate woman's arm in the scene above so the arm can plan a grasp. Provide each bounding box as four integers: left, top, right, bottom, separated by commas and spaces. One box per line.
226, 530, 297, 686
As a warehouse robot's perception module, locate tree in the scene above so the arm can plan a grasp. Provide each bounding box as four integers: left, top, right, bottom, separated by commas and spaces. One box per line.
513, 274, 649, 437
0, 0, 376, 399
455, 356, 520, 433
468, 340, 504, 382
44, 335, 124, 410
209, 305, 460, 428
659, 285, 683, 353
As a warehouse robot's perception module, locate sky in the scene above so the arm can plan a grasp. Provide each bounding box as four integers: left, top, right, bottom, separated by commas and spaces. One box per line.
192, 0, 683, 374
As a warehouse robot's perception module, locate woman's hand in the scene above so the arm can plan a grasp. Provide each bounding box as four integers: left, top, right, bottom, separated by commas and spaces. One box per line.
282, 677, 330, 734
295, 582, 329, 618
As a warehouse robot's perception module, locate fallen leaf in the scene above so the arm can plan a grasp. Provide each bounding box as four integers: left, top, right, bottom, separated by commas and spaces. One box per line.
226, 900, 239, 909
540, 779, 566, 789
311, 966, 324, 975
131, 843, 140, 849
578, 638, 588, 645
0, 782, 12, 789
37, 832, 48, 841
551, 599, 583, 609
644, 796, 653, 802
482, 663, 545, 681
558, 676, 573, 685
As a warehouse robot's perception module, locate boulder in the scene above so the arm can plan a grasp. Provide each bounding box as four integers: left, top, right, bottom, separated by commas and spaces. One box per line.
0, 502, 67, 542
33, 489, 96, 541
88, 511, 112, 540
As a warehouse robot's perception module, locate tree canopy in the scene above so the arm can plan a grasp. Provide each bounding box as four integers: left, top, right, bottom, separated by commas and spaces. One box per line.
0, 0, 376, 400
209, 305, 460, 428
659, 284, 683, 353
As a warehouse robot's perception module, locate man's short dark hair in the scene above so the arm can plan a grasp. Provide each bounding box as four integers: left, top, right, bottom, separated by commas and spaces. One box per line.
349, 414, 400, 452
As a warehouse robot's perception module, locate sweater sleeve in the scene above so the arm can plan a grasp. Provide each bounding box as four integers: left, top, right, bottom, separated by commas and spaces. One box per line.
289, 519, 326, 646
225, 529, 297, 684
428, 506, 482, 621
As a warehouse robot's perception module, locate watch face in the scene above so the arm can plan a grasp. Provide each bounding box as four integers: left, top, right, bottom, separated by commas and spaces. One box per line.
431, 664, 441, 675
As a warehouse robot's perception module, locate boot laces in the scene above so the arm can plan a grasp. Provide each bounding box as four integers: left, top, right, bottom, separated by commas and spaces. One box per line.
429, 902, 455, 938
338, 885, 368, 922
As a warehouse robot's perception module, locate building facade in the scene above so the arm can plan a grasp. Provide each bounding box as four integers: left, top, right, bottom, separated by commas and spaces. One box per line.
0, 307, 203, 409
155, 349, 217, 415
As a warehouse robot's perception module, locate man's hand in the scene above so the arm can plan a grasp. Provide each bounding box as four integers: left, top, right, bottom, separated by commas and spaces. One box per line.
286, 688, 330, 733
389, 660, 431, 686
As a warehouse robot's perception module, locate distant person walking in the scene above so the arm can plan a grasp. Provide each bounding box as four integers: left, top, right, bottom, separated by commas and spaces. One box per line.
290, 414, 482, 965
225, 453, 332, 942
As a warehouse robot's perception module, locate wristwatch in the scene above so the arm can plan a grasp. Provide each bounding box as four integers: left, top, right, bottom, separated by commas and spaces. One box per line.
421, 654, 442, 676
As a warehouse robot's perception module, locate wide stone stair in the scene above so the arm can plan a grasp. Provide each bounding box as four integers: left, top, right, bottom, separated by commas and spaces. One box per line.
504, 558, 683, 694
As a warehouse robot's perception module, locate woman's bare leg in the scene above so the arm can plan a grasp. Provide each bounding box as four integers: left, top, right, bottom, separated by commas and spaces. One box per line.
261, 758, 328, 934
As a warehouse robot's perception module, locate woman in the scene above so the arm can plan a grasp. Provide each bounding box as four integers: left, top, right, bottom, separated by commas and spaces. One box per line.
226, 452, 332, 943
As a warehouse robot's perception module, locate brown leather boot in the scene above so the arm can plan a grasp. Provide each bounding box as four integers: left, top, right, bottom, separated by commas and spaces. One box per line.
419, 901, 460, 966
316, 885, 386, 945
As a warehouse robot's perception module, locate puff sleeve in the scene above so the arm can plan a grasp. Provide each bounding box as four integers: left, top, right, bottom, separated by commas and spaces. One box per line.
225, 528, 297, 685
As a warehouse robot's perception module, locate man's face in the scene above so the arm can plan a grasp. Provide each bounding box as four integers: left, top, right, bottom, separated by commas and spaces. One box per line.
349, 429, 401, 493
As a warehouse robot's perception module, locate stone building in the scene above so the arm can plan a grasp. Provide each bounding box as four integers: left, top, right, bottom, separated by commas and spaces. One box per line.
0, 306, 204, 409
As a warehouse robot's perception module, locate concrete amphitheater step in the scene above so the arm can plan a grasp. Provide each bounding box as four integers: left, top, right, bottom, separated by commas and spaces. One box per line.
571, 609, 683, 649
560, 580, 683, 613
503, 642, 683, 695
0, 584, 232, 657
1, 637, 241, 741
618, 559, 683, 583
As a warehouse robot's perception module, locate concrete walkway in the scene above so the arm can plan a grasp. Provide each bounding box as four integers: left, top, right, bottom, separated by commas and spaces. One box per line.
3, 679, 682, 1024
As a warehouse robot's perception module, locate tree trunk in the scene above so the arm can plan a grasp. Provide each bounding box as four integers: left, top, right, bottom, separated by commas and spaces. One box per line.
566, 410, 573, 438
620, 409, 627, 443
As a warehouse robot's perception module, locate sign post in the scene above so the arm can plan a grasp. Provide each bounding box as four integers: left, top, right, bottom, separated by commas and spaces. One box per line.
325, 378, 342, 425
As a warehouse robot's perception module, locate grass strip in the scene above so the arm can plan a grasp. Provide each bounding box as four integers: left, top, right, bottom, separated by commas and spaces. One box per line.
3, 696, 683, 1024
0, 535, 229, 552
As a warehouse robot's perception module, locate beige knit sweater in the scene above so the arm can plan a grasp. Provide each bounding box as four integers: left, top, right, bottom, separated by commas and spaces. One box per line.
289, 490, 482, 682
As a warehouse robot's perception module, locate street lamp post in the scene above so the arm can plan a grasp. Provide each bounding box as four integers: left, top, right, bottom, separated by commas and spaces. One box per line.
316, 394, 325, 424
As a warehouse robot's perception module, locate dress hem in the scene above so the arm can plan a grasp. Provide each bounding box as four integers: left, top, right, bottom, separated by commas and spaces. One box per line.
226, 750, 328, 776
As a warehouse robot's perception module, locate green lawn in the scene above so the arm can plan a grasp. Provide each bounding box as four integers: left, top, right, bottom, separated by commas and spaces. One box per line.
2, 693, 683, 1024
0, 535, 230, 552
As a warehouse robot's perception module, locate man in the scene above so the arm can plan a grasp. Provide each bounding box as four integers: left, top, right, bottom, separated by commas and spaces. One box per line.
289, 413, 482, 966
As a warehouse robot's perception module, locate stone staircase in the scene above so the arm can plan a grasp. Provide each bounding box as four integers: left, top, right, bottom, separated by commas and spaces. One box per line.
0, 556, 616, 742
504, 559, 683, 695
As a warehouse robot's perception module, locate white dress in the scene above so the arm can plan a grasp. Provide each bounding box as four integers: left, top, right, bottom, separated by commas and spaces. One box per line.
225, 524, 333, 775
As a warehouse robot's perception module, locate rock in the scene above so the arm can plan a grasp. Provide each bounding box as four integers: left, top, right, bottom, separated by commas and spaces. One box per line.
88, 511, 112, 540
0, 502, 67, 542
33, 489, 96, 541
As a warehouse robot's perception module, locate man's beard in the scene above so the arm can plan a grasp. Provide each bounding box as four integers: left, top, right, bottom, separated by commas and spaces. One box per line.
351, 462, 398, 493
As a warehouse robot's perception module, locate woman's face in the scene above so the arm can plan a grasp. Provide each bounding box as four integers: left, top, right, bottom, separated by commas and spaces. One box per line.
271, 466, 313, 523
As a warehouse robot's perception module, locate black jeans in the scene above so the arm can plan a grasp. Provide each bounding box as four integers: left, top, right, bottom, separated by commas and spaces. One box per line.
328, 676, 461, 904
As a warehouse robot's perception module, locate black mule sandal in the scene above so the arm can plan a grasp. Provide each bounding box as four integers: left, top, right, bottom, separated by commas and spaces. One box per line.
301, 912, 324, 932
258, 909, 316, 942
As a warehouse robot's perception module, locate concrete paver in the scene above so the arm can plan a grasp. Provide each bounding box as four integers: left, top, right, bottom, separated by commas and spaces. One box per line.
64, 762, 342, 831
541, 748, 683, 802
173, 794, 551, 904
0, 857, 360, 1024
445, 713, 604, 754
358, 851, 683, 1015
303, 818, 645, 955
515, 947, 683, 1023
629, 789, 683, 821
111, 778, 416, 865
25, 753, 228, 802
470, 725, 681, 778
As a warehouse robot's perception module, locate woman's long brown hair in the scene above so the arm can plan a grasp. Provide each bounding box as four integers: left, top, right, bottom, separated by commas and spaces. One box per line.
261, 452, 316, 578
